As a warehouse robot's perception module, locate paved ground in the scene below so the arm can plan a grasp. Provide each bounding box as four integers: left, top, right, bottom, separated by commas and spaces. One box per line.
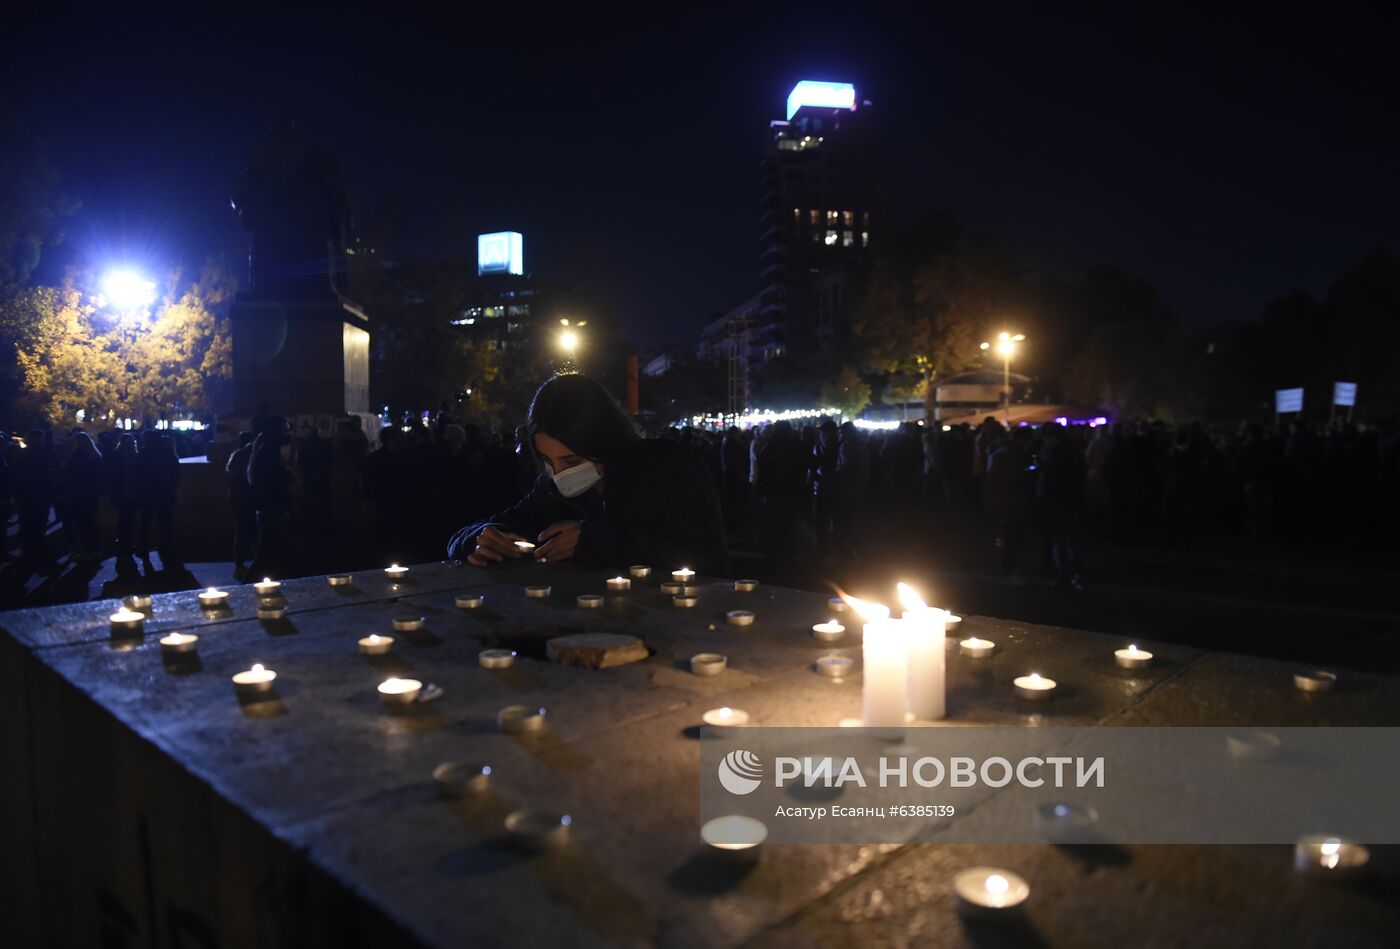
3, 560, 1398, 947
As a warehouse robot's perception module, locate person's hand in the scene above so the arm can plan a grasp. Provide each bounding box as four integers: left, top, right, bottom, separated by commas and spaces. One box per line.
467, 526, 530, 566
535, 520, 582, 563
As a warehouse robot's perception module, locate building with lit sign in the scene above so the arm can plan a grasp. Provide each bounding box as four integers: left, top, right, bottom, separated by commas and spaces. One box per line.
477, 231, 524, 276
456, 231, 537, 350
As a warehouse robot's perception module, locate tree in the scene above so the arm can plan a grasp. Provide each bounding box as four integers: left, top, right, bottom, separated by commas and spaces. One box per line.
820, 365, 871, 418
1061, 266, 1180, 417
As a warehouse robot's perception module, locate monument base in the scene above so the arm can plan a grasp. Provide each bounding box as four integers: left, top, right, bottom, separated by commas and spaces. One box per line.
230, 293, 370, 419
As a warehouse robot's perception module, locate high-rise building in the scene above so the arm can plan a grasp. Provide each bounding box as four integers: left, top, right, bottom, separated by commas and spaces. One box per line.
454, 231, 539, 350
758, 80, 880, 355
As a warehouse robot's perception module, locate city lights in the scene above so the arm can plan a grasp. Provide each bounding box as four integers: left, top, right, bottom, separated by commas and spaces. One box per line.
980, 331, 1026, 423
786, 80, 858, 119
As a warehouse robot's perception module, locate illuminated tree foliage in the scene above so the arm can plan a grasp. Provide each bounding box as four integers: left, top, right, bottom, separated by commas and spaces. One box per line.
819, 365, 871, 418
7, 265, 233, 427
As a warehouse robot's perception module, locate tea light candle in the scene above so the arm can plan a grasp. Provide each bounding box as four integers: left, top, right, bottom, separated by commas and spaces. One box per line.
726, 610, 755, 627
899, 584, 946, 721
960, 637, 995, 659
701, 815, 767, 859
1294, 835, 1370, 877
577, 594, 604, 609
660, 581, 684, 595
479, 648, 516, 669
256, 604, 286, 621
393, 615, 425, 632
525, 585, 551, 599
812, 620, 846, 642
672, 567, 696, 583
231, 663, 276, 696
159, 632, 198, 656
606, 576, 631, 591
1114, 644, 1154, 670
198, 587, 229, 609
358, 634, 394, 655
1294, 670, 1337, 693
384, 564, 409, 580
734, 579, 759, 592
629, 565, 651, 578
252, 577, 281, 597
434, 761, 491, 798
1013, 673, 1057, 700
109, 608, 145, 635
702, 706, 749, 727
945, 614, 963, 636
690, 653, 728, 676
498, 704, 547, 734
327, 573, 353, 587
513, 540, 537, 556
378, 677, 422, 706
673, 594, 699, 608
456, 594, 484, 609
1034, 802, 1099, 842
123, 594, 153, 611
828, 596, 848, 613
953, 867, 1030, 913
505, 809, 571, 850
815, 656, 854, 678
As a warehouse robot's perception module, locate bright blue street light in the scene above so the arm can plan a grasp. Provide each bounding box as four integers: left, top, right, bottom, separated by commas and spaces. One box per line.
101, 269, 156, 312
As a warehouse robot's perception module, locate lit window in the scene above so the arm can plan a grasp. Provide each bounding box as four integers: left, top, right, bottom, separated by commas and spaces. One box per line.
809, 209, 819, 225
842, 230, 854, 246
861, 231, 869, 247
792, 208, 800, 222
825, 230, 838, 245
827, 210, 839, 224
842, 210, 854, 226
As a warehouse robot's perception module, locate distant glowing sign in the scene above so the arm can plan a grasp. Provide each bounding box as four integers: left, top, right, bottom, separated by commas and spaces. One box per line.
786, 80, 857, 120
477, 232, 523, 276
1275, 388, 1304, 414
1333, 382, 1357, 407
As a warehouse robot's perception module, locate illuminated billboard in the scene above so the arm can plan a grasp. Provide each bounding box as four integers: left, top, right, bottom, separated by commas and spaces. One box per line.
786, 80, 857, 120
477, 231, 524, 276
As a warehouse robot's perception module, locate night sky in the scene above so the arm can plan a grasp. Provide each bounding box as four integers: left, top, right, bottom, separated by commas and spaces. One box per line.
6, 7, 1398, 346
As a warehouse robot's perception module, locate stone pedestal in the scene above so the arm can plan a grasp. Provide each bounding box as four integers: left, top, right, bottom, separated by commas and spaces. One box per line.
230, 293, 370, 418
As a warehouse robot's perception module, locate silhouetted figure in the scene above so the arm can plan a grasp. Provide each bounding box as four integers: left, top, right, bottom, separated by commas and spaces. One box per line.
361, 427, 415, 563
225, 432, 257, 577
15, 429, 54, 565
755, 420, 810, 577
986, 431, 1032, 583
104, 433, 140, 559
1037, 424, 1086, 588
247, 417, 297, 578
812, 419, 841, 557
833, 421, 869, 561
56, 431, 103, 561
136, 431, 181, 568
296, 424, 334, 533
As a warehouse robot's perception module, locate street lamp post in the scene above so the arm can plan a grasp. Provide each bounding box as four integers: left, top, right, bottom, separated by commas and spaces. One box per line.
980, 331, 1025, 425
556, 318, 585, 374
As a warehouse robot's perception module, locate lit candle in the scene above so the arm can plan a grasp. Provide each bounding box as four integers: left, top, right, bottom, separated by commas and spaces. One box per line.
384, 564, 409, 579
497, 704, 547, 734
960, 637, 995, 659
505, 809, 571, 850
945, 614, 963, 637
1294, 670, 1337, 693
159, 632, 198, 656
734, 579, 759, 592
701, 815, 767, 861
393, 615, 425, 632
434, 761, 491, 798
953, 867, 1030, 913
231, 663, 276, 696
846, 594, 905, 727
525, 585, 551, 599
828, 596, 848, 613
456, 593, 485, 609
1294, 835, 1370, 877
577, 594, 605, 609
1114, 644, 1154, 670
812, 620, 846, 642
898, 583, 946, 721
726, 610, 755, 627
256, 604, 286, 621
672, 567, 696, 583
253, 577, 281, 596
1013, 673, 1057, 700
378, 677, 422, 706
123, 594, 153, 612
690, 653, 728, 676
479, 649, 516, 669
358, 634, 394, 655
198, 587, 229, 609
673, 594, 699, 608
629, 565, 651, 578
606, 576, 631, 591
327, 573, 353, 587
109, 608, 145, 636
513, 541, 537, 555
1034, 802, 1099, 842
815, 655, 854, 678
702, 707, 750, 727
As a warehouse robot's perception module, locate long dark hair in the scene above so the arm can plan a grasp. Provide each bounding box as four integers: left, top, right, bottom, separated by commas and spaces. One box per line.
527, 374, 639, 462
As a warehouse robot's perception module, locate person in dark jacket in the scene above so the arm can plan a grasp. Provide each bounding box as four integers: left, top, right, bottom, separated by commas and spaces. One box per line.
447, 374, 728, 574
225, 432, 257, 577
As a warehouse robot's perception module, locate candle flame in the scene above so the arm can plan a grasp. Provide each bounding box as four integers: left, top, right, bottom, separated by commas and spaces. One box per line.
986, 874, 1009, 894
390, 563, 399, 569
206, 587, 217, 594
836, 589, 891, 621
263, 577, 272, 584
717, 707, 732, 718
896, 582, 927, 612
369, 635, 380, 643
1029, 673, 1042, 684
1321, 838, 1341, 856
1129, 644, 1139, 653
252, 664, 264, 673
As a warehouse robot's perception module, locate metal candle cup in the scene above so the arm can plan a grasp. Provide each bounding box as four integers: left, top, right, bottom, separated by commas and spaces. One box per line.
726, 610, 755, 627
524, 585, 551, 599
327, 573, 353, 587
109, 608, 146, 636
479, 649, 516, 669
434, 761, 492, 798
960, 637, 995, 659
513, 541, 537, 556
628, 565, 651, 579
505, 809, 571, 850
673, 594, 699, 608
256, 604, 286, 621
1114, 644, 1154, 670
378, 677, 422, 706
232, 664, 276, 696
358, 634, 394, 655
197, 588, 229, 609
1294, 835, 1370, 877
812, 620, 846, 642
384, 564, 409, 580
159, 632, 198, 656
702, 707, 749, 727
1294, 670, 1337, 693
1013, 673, 1057, 700
252, 578, 281, 597
123, 594, 153, 612
953, 867, 1030, 914
606, 576, 631, 591
690, 653, 728, 676
456, 594, 485, 609
392, 615, 425, 632
577, 594, 604, 609
659, 581, 684, 595
815, 656, 854, 678
734, 579, 759, 592
671, 567, 696, 583
701, 815, 767, 862
498, 705, 547, 734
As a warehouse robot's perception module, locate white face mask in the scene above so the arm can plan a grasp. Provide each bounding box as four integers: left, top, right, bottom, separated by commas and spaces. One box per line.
552, 460, 601, 498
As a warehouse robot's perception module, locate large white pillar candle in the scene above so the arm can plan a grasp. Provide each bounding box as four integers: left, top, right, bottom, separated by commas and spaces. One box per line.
899, 583, 947, 721
848, 596, 905, 727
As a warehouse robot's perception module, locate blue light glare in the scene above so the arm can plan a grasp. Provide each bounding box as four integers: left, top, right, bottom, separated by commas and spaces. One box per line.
786, 80, 857, 119
478, 231, 524, 276
101, 269, 156, 311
